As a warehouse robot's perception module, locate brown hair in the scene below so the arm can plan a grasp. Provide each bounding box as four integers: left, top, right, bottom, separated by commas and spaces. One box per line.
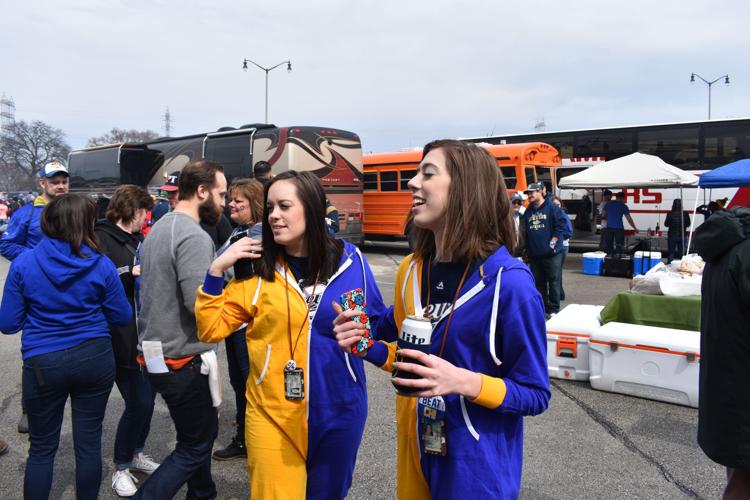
229, 178, 264, 225
40, 193, 99, 257
412, 139, 516, 261
106, 185, 154, 224
255, 170, 343, 286
177, 160, 224, 201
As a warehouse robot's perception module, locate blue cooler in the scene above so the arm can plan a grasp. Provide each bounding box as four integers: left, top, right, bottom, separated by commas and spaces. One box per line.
633, 251, 662, 276
582, 252, 606, 276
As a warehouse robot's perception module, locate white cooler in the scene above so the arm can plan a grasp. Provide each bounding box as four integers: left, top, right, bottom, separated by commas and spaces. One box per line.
588, 322, 700, 408
546, 304, 604, 381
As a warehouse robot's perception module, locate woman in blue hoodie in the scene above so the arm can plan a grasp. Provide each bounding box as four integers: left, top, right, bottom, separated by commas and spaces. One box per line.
335, 140, 550, 499
0, 193, 131, 500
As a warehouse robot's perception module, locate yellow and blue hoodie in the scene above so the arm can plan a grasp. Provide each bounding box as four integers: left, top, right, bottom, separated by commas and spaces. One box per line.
195, 241, 386, 498
364, 246, 551, 499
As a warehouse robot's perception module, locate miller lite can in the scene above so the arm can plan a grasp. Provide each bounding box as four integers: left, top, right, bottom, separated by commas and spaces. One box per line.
392, 315, 432, 395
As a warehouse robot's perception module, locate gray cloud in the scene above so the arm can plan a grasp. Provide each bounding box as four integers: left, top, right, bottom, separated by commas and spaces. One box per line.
2, 0, 748, 153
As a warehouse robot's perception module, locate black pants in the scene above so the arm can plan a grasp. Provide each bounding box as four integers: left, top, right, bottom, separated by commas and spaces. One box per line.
135, 359, 218, 500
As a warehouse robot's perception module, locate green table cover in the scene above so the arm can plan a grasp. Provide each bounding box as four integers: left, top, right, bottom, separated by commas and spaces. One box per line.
599, 292, 701, 332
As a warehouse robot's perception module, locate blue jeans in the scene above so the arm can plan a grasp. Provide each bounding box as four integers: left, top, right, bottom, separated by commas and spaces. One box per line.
23, 337, 115, 500
135, 358, 218, 500
530, 252, 564, 314
114, 365, 156, 468
225, 329, 249, 441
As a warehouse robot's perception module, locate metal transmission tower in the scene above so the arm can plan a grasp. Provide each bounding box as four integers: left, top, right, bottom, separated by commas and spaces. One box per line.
163, 107, 172, 137
1, 93, 16, 138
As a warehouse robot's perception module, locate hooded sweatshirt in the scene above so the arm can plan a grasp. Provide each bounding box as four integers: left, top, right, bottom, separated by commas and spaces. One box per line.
0, 237, 132, 359
95, 219, 143, 367
523, 198, 567, 259
694, 207, 750, 467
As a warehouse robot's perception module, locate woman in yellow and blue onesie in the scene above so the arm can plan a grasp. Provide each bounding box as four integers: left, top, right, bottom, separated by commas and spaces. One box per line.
195, 171, 386, 499
335, 140, 551, 499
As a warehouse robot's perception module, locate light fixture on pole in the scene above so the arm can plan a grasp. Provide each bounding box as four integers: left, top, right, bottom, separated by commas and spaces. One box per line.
242, 58, 292, 123
690, 73, 730, 120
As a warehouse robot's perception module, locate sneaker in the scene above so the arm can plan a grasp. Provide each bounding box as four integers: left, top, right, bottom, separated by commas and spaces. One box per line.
212, 437, 246, 461
130, 452, 159, 475
17, 413, 28, 434
111, 469, 138, 497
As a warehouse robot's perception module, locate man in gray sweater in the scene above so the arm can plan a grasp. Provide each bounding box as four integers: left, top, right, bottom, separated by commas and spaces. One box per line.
136, 160, 227, 499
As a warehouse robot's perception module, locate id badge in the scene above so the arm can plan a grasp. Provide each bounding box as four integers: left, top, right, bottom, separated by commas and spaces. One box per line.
418, 396, 447, 456
284, 360, 305, 400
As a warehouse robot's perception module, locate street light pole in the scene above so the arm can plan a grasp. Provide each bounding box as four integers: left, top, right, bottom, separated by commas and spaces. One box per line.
690, 73, 730, 120
242, 58, 292, 123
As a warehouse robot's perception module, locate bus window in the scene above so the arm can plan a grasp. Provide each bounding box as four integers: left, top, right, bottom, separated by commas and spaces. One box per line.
363, 172, 378, 191
536, 166, 554, 189
204, 134, 251, 180
380, 171, 398, 192
525, 167, 536, 188
400, 169, 416, 190
500, 167, 516, 189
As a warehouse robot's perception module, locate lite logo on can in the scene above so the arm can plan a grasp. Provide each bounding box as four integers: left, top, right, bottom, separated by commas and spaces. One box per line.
392, 315, 433, 395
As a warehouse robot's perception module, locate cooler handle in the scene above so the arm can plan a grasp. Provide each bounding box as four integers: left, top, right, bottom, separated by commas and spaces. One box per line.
556, 337, 578, 358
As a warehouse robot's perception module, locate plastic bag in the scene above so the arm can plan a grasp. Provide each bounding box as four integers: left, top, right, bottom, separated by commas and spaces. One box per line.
630, 273, 664, 295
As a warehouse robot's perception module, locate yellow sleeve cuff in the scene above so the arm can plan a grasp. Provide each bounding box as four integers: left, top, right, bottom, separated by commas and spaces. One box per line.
470, 374, 507, 410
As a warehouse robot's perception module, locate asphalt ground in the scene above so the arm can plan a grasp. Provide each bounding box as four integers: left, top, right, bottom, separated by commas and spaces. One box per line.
0, 245, 727, 499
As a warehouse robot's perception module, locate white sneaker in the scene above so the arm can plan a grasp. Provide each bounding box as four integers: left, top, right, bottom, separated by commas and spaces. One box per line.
131, 452, 160, 475
112, 469, 138, 497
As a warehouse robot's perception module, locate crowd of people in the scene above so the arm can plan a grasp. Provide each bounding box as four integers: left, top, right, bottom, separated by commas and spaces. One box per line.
0, 144, 551, 499
0, 145, 746, 499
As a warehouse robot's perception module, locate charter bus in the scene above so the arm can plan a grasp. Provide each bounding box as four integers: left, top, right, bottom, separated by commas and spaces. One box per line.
68, 124, 365, 245
362, 142, 560, 242
464, 117, 750, 242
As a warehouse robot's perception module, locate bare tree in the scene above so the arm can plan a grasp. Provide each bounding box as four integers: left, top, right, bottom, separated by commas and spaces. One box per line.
1, 120, 71, 190
87, 127, 159, 147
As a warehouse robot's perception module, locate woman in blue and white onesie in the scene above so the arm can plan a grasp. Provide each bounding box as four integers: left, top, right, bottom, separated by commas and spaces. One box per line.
335, 139, 551, 499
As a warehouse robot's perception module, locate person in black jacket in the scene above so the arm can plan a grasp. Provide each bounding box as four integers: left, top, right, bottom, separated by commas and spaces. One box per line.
510, 192, 527, 259
95, 185, 161, 497
694, 207, 750, 498
663, 198, 691, 262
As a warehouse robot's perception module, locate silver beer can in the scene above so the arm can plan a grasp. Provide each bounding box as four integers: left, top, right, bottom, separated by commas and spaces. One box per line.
392, 315, 433, 395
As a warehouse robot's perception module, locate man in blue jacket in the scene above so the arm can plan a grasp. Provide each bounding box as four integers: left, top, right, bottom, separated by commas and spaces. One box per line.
0, 161, 70, 261
0, 160, 69, 435
523, 182, 567, 318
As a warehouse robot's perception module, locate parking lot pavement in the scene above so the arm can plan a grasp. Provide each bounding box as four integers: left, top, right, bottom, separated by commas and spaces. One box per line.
0, 249, 726, 499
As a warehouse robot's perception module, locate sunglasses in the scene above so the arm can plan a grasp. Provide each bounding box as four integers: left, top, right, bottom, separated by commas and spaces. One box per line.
512, 201, 523, 206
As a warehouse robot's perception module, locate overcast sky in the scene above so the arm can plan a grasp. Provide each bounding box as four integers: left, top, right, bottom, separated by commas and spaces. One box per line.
2, 0, 749, 154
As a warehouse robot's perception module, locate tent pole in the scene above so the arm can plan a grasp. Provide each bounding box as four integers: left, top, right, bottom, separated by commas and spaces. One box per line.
687, 186, 701, 253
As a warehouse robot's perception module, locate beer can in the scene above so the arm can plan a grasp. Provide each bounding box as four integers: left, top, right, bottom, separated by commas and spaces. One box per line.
392, 315, 432, 395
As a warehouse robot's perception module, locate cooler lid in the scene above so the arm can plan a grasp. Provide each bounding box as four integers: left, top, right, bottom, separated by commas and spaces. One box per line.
546, 304, 603, 336
591, 321, 700, 354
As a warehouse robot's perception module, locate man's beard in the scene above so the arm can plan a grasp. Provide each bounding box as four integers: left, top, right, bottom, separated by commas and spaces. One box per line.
199, 196, 222, 226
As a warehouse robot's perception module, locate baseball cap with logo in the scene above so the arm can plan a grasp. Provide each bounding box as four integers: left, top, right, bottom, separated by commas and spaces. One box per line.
40, 161, 69, 178
524, 182, 544, 193
159, 171, 180, 192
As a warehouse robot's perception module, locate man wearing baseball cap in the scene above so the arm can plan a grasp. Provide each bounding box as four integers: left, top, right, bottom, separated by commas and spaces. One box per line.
0, 160, 70, 434
522, 182, 569, 318
151, 171, 180, 224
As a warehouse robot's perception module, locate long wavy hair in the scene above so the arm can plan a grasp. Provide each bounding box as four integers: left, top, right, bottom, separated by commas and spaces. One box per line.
412, 139, 516, 262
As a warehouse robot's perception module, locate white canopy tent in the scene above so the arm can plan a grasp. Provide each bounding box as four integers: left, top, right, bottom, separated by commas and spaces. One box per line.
558, 152, 698, 189
559, 152, 699, 255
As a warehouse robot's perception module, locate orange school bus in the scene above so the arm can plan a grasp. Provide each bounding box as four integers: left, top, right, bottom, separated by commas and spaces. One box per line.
363, 142, 561, 241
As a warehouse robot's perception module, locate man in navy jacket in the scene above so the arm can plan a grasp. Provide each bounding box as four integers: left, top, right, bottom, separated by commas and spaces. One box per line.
523, 182, 568, 317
